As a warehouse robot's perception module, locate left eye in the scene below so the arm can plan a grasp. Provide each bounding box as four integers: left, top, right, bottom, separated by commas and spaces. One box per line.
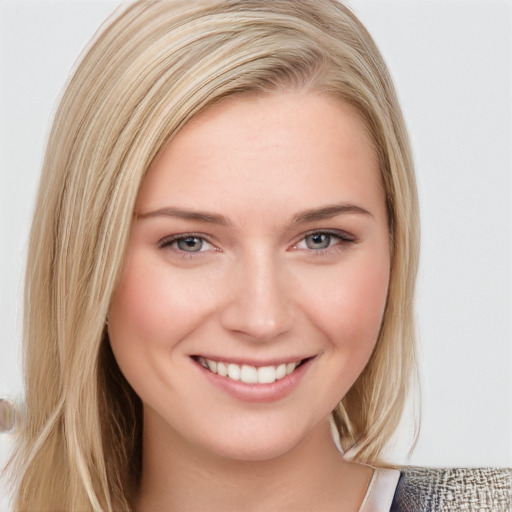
294, 231, 352, 251
304, 233, 333, 250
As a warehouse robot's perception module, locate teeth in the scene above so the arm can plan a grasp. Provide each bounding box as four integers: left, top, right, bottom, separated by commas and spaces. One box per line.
240, 365, 258, 384
197, 357, 301, 384
286, 362, 297, 374
258, 366, 275, 384
275, 363, 287, 380
227, 364, 240, 380
197, 357, 209, 369
217, 361, 228, 377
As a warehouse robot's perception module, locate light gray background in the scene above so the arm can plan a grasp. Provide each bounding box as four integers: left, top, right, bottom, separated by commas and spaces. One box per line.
1, 0, 511, 509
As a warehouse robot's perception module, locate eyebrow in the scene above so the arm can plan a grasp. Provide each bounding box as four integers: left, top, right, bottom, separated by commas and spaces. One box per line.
136, 202, 372, 226
136, 207, 231, 226
291, 203, 373, 224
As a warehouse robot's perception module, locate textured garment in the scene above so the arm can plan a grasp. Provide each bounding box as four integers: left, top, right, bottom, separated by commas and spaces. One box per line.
390, 466, 512, 511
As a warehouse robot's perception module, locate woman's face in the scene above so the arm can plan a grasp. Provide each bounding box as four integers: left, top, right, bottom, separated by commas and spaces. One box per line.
108, 93, 390, 461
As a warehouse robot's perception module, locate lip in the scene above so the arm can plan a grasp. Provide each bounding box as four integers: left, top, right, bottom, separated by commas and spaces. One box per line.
191, 356, 314, 403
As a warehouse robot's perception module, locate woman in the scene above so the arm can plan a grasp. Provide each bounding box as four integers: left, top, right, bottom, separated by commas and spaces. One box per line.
6, 1, 510, 511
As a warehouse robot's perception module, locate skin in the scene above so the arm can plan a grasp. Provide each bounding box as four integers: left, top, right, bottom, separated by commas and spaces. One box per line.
108, 92, 391, 511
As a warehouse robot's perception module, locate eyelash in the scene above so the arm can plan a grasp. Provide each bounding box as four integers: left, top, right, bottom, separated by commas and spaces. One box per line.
158, 229, 356, 258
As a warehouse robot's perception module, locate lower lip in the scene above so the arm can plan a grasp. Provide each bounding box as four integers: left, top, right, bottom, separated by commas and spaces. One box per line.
193, 359, 313, 403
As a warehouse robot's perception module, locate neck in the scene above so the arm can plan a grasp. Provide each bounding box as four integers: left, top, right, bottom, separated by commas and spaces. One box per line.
135, 414, 372, 512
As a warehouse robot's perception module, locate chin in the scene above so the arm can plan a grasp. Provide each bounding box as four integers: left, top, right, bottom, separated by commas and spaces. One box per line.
208, 436, 302, 463
194, 416, 322, 463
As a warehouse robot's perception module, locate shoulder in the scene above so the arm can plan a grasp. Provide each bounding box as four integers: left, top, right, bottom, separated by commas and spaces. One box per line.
390, 466, 512, 512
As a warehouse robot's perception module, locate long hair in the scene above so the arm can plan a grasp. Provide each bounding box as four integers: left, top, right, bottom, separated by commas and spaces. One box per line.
9, 1, 419, 510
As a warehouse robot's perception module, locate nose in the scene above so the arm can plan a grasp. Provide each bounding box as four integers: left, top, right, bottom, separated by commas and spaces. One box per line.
220, 251, 294, 342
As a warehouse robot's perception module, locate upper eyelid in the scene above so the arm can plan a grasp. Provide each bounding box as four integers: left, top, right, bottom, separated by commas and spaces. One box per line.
294, 228, 356, 243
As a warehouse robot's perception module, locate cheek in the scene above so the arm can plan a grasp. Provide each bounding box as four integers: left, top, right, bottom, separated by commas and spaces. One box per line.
110, 253, 211, 338
314, 254, 390, 400
107, 251, 217, 382
298, 251, 390, 355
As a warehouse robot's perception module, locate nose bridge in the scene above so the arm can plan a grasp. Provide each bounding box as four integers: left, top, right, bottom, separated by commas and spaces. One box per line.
220, 247, 293, 341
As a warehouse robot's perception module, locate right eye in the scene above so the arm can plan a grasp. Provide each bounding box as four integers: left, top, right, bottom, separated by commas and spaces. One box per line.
175, 236, 205, 252
159, 234, 216, 254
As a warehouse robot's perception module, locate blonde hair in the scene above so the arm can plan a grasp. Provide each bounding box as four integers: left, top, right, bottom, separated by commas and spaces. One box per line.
9, 1, 419, 510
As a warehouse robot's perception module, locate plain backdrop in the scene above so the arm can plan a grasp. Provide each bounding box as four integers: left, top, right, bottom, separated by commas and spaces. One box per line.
1, 0, 511, 509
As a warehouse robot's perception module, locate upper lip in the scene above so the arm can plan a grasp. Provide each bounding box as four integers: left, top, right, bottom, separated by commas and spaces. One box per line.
191, 355, 314, 367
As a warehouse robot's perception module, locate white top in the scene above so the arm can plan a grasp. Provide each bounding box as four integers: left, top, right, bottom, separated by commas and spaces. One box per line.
358, 468, 400, 512
328, 418, 400, 511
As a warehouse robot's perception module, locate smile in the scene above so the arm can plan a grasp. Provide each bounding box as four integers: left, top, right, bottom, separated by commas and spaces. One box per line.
194, 356, 305, 385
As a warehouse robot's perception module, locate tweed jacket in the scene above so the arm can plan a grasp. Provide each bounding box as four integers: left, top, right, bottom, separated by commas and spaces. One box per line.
390, 466, 512, 511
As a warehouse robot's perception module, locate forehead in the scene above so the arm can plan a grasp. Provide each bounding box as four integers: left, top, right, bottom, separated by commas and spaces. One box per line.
136, 92, 384, 223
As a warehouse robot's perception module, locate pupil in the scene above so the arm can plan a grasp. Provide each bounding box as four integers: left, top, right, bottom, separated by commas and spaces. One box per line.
307, 233, 330, 249
178, 237, 202, 252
